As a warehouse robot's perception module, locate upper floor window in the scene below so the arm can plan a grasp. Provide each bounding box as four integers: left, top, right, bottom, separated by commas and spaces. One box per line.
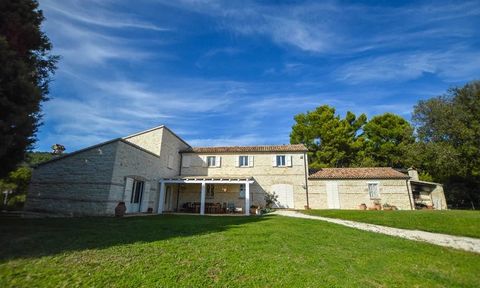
276, 155, 286, 166
205, 156, 221, 167
239, 156, 249, 167
368, 183, 379, 199
237, 155, 254, 167
273, 155, 292, 167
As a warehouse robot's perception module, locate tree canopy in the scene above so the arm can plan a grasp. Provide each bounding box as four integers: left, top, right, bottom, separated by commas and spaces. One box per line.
290, 105, 367, 168
361, 113, 414, 168
413, 81, 480, 208
0, 0, 58, 178
290, 81, 479, 209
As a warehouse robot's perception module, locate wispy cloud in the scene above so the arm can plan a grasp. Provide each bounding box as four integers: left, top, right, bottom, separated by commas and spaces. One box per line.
35, 0, 480, 151
335, 49, 480, 84
41, 0, 170, 31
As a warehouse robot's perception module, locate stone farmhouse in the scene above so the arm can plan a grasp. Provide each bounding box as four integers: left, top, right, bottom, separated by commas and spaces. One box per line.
25, 125, 447, 216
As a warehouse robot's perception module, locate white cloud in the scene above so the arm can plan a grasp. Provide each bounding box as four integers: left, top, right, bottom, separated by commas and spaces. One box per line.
41, 0, 169, 31
335, 49, 480, 84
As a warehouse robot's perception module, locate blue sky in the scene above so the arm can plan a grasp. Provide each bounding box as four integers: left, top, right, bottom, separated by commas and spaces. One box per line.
36, 0, 480, 152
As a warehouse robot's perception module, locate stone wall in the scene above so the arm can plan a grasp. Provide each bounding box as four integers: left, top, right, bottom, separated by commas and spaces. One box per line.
123, 126, 164, 155
180, 152, 308, 209
431, 185, 447, 210
308, 179, 413, 210
111, 128, 189, 214
108, 141, 164, 214
25, 141, 119, 216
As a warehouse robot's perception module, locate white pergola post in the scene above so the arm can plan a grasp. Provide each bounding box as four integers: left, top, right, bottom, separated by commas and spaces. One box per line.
245, 181, 250, 215
158, 181, 166, 214
200, 181, 206, 215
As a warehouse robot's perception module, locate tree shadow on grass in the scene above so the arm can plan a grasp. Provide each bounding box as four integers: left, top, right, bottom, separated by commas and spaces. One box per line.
0, 214, 269, 262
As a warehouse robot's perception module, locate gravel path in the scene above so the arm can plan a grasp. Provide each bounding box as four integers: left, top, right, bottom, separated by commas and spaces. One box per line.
273, 210, 480, 254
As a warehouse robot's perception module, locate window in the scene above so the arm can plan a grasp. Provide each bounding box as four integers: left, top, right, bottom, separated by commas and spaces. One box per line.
276, 155, 286, 166
368, 183, 379, 199
239, 184, 245, 198
131, 180, 144, 203
167, 155, 174, 169
206, 184, 215, 199
239, 156, 248, 167
207, 156, 216, 167
182, 155, 191, 168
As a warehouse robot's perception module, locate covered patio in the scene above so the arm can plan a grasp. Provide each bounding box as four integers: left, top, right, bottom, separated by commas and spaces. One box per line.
158, 176, 255, 215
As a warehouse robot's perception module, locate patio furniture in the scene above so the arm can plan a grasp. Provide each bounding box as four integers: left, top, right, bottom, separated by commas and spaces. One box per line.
227, 202, 235, 213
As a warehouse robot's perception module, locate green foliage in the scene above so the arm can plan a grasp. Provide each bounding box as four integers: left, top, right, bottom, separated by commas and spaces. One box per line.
0, 152, 52, 209
0, 0, 58, 178
418, 171, 434, 182
1, 215, 479, 287
413, 81, 480, 208
290, 105, 367, 168
264, 192, 278, 209
362, 113, 415, 167
0, 166, 31, 209
26, 151, 54, 166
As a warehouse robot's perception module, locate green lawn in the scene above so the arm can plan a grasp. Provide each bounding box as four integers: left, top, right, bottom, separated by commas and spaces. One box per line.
1, 215, 479, 287
302, 210, 480, 238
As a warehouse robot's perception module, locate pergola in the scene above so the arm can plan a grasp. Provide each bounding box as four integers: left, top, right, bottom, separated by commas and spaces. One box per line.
158, 176, 255, 215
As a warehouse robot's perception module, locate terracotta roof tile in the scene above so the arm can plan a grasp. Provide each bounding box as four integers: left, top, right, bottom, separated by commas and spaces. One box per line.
309, 167, 409, 179
181, 144, 308, 153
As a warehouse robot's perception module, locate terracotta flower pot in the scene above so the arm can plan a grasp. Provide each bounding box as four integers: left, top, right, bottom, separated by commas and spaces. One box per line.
115, 202, 127, 217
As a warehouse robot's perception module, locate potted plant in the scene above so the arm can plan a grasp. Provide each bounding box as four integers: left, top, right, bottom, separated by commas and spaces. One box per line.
383, 203, 393, 211
358, 203, 367, 210
250, 205, 259, 215
373, 200, 382, 210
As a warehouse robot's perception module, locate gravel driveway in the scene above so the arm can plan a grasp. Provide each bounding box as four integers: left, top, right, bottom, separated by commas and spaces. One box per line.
274, 210, 480, 254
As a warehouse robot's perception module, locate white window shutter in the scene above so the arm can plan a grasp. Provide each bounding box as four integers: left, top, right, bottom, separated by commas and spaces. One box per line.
123, 177, 134, 203
248, 156, 254, 167
286, 155, 292, 166
202, 156, 207, 167
235, 156, 239, 167
216, 156, 222, 167
167, 155, 174, 169
182, 155, 190, 167
272, 155, 277, 166
140, 181, 151, 212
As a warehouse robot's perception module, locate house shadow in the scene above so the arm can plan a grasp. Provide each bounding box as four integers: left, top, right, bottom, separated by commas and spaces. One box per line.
0, 214, 270, 262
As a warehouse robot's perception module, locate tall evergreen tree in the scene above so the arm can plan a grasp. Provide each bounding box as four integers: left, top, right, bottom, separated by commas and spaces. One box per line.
0, 0, 58, 178
361, 113, 414, 168
290, 105, 366, 168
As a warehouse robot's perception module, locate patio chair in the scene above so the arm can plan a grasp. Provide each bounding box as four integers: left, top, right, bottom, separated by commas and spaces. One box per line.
227, 202, 235, 213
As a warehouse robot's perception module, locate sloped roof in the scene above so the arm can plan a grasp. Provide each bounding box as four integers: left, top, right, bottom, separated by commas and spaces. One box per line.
308, 167, 409, 179
180, 144, 308, 153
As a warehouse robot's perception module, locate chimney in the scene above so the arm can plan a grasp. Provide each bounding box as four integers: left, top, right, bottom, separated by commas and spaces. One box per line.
408, 167, 419, 181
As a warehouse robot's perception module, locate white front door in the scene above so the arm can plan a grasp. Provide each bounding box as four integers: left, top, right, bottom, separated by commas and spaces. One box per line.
326, 181, 340, 209
272, 184, 294, 208
129, 181, 144, 213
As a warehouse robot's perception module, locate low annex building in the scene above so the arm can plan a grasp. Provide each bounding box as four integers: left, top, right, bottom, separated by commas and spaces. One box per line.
25, 125, 447, 216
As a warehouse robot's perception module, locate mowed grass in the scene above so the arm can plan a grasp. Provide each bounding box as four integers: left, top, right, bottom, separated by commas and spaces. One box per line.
302, 210, 480, 238
1, 215, 479, 287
